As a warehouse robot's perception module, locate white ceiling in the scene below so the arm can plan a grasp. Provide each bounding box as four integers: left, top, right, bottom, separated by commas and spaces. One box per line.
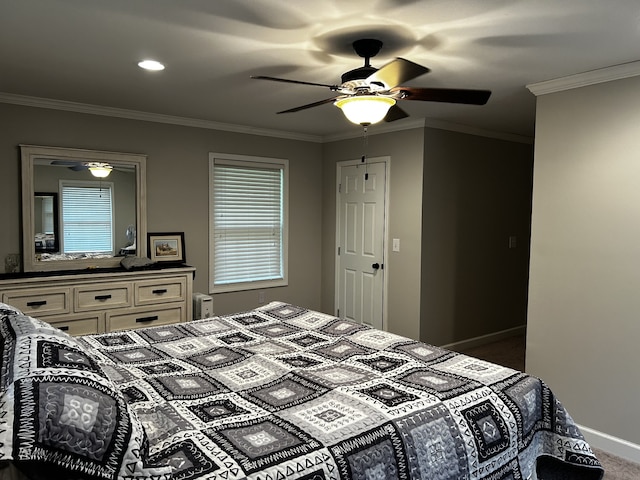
2, 0, 640, 140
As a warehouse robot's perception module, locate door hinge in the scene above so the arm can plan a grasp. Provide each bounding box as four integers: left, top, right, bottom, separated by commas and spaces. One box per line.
337, 308, 340, 317
338, 183, 342, 193
338, 246, 341, 255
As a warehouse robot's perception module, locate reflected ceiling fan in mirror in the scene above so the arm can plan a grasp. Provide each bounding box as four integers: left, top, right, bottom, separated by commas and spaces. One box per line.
252, 39, 492, 126
51, 160, 113, 177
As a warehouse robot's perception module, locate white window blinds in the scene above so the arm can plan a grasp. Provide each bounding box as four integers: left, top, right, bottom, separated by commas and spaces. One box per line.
61, 182, 114, 253
210, 156, 288, 292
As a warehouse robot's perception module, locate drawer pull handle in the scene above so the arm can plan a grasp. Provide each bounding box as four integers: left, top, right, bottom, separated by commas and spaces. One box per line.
152, 289, 168, 295
136, 316, 158, 323
58, 326, 69, 331
26, 300, 47, 307
95, 294, 112, 301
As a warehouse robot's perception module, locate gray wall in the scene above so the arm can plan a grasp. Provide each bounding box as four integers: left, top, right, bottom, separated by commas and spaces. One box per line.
0, 102, 323, 314
528, 75, 640, 447
421, 129, 533, 346
1, 101, 533, 351
321, 127, 533, 345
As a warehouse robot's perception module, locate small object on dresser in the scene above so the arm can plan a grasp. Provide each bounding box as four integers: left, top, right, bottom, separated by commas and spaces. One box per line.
120, 256, 155, 270
4, 253, 20, 274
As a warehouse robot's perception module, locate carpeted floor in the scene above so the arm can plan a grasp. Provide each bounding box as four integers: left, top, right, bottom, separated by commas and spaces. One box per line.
455, 335, 640, 480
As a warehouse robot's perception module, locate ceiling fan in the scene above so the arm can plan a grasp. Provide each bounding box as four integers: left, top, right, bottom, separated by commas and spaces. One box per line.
51, 160, 113, 177
252, 39, 491, 126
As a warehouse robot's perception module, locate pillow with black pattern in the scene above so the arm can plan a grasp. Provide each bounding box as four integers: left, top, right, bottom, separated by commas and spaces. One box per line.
0, 302, 21, 315
0, 311, 172, 480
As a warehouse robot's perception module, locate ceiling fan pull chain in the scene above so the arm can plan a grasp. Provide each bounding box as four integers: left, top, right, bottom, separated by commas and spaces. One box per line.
362, 125, 369, 180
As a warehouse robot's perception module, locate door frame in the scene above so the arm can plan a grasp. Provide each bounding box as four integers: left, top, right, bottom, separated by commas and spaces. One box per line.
334, 156, 391, 331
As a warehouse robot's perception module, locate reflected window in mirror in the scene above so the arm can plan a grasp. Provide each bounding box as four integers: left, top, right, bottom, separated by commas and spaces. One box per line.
60, 181, 114, 256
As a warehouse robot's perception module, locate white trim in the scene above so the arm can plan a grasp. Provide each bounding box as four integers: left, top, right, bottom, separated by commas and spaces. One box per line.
0, 92, 533, 144
439, 325, 526, 352
577, 424, 640, 465
527, 60, 640, 96
326, 119, 426, 142
323, 117, 533, 145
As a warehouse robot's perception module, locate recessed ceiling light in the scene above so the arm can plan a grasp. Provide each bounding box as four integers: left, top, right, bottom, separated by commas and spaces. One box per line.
138, 59, 165, 71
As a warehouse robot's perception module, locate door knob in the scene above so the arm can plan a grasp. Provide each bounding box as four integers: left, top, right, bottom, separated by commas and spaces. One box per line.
372, 263, 380, 270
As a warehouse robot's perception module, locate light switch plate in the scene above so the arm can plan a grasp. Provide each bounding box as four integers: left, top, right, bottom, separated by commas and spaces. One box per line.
392, 238, 400, 252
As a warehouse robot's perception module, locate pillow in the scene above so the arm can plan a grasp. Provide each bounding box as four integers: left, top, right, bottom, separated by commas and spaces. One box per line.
0, 302, 21, 315
0, 310, 172, 480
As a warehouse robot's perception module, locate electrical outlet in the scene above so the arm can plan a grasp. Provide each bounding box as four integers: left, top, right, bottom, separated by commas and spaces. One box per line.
258, 291, 265, 304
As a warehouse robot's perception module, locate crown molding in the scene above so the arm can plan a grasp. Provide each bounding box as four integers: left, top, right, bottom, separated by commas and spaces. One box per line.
527, 61, 640, 96
321, 118, 427, 142
422, 118, 533, 144
0, 91, 532, 145
322, 117, 533, 144
0, 92, 324, 143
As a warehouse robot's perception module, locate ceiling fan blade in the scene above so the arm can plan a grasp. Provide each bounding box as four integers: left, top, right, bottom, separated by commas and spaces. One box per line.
393, 86, 491, 105
384, 104, 409, 122
51, 160, 81, 166
367, 58, 430, 89
251, 75, 339, 90
277, 96, 340, 114
51, 160, 88, 170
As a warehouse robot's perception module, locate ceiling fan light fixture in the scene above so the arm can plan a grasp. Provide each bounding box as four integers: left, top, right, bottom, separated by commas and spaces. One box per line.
87, 162, 113, 178
334, 96, 396, 125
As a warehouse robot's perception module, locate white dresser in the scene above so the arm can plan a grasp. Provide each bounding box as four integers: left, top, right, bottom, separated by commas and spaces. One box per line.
0, 266, 195, 335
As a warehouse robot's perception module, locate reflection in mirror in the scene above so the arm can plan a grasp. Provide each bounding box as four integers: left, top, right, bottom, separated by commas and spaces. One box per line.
34, 192, 59, 254
21, 145, 147, 272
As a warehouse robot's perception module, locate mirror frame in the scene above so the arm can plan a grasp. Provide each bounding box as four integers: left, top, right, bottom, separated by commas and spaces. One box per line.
21, 144, 147, 272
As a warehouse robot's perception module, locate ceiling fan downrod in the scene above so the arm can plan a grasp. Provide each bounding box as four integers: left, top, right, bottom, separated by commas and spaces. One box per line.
341, 39, 383, 83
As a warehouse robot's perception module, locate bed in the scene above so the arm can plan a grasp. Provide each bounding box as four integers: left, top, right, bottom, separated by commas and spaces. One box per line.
0, 301, 604, 480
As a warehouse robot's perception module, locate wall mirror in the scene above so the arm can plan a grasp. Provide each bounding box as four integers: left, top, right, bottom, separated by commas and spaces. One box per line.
21, 145, 147, 272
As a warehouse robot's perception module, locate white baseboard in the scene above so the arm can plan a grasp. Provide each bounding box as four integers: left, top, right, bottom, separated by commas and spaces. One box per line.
578, 424, 640, 464
439, 325, 526, 352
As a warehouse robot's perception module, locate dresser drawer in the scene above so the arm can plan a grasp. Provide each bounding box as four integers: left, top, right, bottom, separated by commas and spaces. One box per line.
106, 306, 184, 332
75, 283, 132, 311
47, 313, 104, 336
2, 288, 70, 317
136, 278, 186, 306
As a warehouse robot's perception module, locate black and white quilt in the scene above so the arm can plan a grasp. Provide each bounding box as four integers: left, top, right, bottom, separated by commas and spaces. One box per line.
0, 301, 604, 480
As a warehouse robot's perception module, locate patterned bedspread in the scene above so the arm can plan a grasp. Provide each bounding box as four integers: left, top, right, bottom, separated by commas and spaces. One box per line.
0, 302, 604, 480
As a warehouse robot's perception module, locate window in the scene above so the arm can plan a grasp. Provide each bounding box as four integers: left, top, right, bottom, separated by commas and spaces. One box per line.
209, 154, 288, 293
60, 181, 114, 254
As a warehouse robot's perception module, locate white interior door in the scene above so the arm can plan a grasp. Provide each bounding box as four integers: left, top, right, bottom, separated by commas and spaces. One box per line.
336, 160, 387, 329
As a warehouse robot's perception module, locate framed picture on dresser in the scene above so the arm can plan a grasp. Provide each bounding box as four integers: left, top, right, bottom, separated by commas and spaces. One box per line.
147, 232, 185, 263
